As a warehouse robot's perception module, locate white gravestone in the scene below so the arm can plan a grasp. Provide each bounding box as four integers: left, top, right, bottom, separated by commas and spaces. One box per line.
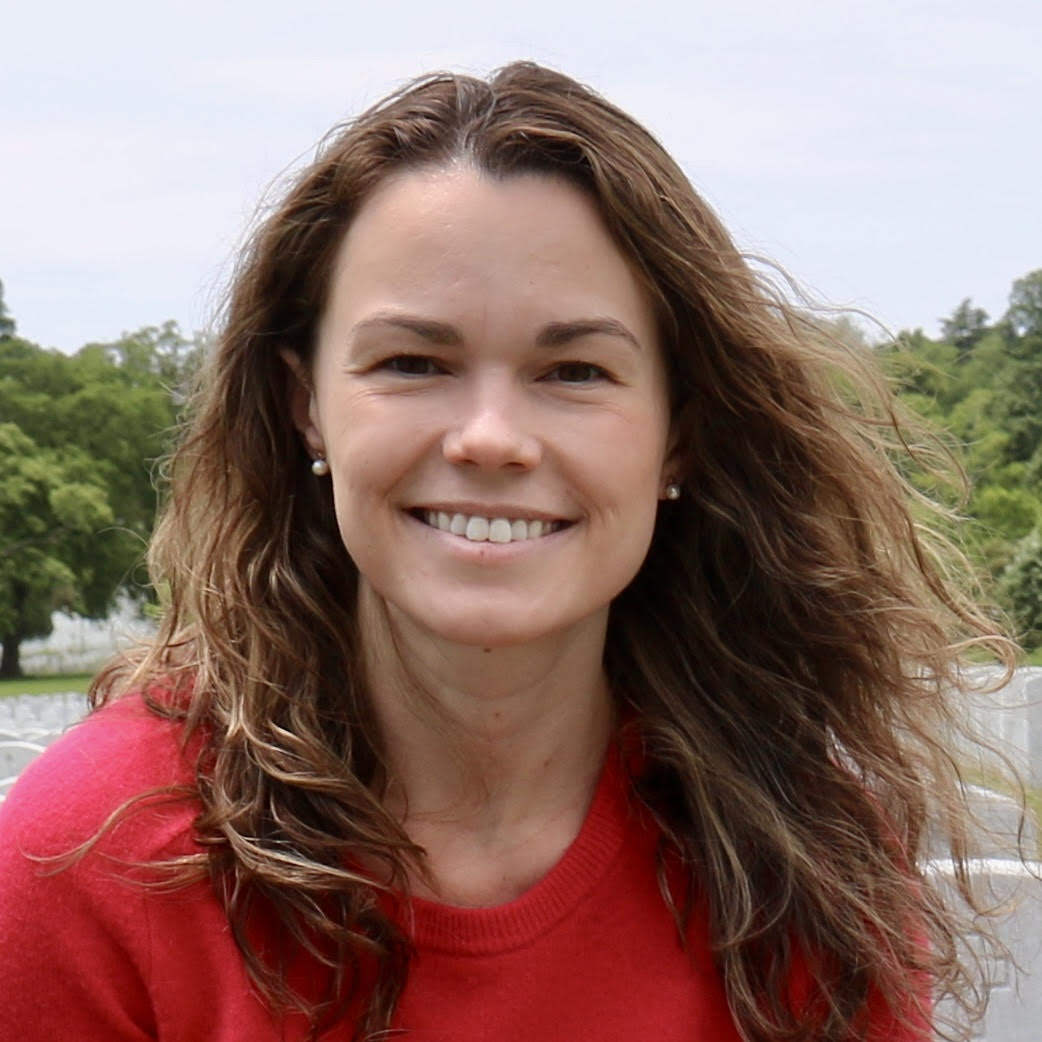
931, 858, 1042, 1042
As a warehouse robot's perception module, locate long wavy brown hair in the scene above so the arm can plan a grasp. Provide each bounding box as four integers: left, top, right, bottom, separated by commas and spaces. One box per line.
92, 61, 1026, 1040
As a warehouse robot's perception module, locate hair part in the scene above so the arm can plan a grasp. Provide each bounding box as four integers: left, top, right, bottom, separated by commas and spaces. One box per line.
91, 61, 1027, 1041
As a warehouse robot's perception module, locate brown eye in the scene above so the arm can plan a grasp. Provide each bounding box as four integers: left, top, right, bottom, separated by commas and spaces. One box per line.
550, 362, 605, 384
385, 355, 440, 376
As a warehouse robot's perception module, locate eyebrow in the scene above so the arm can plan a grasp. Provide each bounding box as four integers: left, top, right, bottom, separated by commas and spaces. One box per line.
351, 313, 463, 346
349, 313, 643, 351
535, 318, 642, 351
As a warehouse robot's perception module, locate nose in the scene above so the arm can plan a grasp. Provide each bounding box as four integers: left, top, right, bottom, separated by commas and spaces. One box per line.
442, 380, 542, 471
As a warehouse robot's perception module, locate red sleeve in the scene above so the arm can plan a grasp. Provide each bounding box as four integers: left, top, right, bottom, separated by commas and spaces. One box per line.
0, 813, 157, 1040
0, 698, 192, 1042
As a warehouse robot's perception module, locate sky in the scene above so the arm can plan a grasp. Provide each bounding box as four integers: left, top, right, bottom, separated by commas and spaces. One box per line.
2, 0, 1040, 353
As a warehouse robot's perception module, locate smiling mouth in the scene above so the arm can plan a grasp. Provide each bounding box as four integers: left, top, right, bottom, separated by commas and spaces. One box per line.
411, 509, 570, 544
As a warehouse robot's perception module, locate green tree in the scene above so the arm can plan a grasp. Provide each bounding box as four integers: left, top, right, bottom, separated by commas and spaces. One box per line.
1001, 528, 1042, 650
0, 424, 116, 676
0, 280, 15, 341
940, 298, 988, 361
883, 275, 1042, 614
1006, 270, 1042, 339
948, 387, 1007, 476
991, 325, 1042, 467
969, 484, 1041, 574
955, 327, 1006, 399
0, 321, 201, 676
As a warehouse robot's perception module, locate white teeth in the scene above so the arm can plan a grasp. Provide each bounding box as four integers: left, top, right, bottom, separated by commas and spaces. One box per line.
488, 518, 512, 543
465, 516, 490, 541
418, 510, 561, 543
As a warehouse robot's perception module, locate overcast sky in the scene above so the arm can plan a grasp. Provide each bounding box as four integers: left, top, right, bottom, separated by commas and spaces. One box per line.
2, 0, 1039, 353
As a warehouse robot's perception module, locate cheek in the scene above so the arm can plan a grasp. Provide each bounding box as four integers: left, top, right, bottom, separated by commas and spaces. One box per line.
327, 482, 365, 565
591, 452, 664, 560
322, 398, 399, 484
610, 414, 670, 488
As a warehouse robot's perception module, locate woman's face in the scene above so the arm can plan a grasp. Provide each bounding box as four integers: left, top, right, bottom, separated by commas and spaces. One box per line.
288, 164, 673, 649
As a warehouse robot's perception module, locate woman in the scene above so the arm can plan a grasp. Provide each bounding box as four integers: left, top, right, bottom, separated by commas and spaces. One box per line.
0, 62, 1019, 1041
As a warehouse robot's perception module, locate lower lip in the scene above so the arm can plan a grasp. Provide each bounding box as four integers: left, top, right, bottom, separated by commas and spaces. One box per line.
405, 512, 570, 558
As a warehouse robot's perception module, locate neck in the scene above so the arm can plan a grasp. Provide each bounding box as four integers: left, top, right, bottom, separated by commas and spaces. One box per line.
359, 585, 615, 903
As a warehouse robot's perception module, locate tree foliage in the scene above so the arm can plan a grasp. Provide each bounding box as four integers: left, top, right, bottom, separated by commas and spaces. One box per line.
883, 270, 1042, 648
1006, 270, 1042, 339
0, 280, 15, 341
0, 316, 201, 676
939, 298, 988, 360
1001, 527, 1042, 650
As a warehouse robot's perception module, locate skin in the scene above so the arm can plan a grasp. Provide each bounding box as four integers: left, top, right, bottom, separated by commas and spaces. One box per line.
285, 164, 675, 905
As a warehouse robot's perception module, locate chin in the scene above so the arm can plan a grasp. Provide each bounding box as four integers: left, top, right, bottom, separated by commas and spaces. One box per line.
409, 596, 609, 652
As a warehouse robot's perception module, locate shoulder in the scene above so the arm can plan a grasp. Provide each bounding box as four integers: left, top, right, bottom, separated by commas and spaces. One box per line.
0, 691, 199, 863
0, 694, 212, 1039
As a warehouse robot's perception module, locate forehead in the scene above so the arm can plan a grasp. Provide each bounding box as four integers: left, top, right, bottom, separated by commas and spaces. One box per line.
320, 164, 658, 344
343, 162, 608, 250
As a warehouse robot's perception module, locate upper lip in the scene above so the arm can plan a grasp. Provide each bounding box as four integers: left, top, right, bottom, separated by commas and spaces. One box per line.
408, 503, 571, 522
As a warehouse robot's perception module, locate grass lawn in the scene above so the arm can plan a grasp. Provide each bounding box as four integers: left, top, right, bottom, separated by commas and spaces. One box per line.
0, 673, 93, 698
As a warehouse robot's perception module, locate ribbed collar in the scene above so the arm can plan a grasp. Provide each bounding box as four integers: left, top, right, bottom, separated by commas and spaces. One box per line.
399, 748, 633, 956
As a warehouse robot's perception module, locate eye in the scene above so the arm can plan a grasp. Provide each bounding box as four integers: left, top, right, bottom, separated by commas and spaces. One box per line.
381, 354, 443, 376
546, 362, 609, 384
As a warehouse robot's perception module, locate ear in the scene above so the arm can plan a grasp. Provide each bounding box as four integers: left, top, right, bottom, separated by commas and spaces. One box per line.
279, 349, 325, 457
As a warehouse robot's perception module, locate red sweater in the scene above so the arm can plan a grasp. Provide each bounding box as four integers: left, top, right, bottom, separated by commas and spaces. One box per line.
0, 696, 924, 1041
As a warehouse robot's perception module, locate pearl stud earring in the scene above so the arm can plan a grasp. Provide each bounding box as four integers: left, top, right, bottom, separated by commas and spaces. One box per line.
311, 457, 330, 477
665, 483, 681, 501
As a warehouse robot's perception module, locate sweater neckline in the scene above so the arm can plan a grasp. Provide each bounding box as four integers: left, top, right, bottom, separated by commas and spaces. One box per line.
398, 747, 631, 956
